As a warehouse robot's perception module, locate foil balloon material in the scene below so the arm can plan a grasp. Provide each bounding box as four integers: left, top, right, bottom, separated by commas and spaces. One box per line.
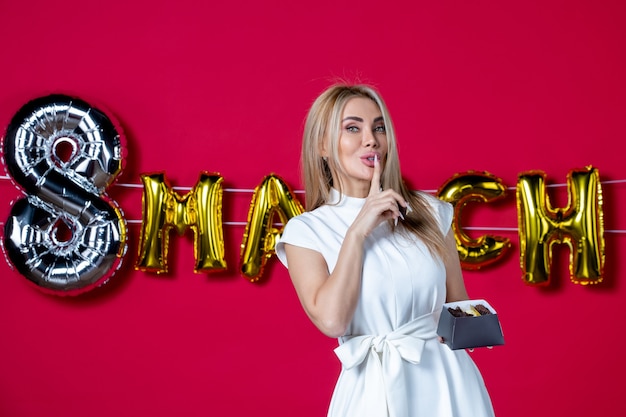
1, 94, 127, 295
240, 174, 303, 282
516, 166, 605, 285
437, 171, 511, 270
135, 172, 227, 274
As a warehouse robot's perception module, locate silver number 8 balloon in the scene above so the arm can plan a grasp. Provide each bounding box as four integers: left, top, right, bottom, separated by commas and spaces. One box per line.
2, 94, 128, 295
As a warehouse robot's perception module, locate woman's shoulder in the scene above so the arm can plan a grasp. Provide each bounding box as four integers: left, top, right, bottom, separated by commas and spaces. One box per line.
413, 191, 454, 232
285, 205, 328, 226
275, 206, 334, 266
416, 190, 450, 208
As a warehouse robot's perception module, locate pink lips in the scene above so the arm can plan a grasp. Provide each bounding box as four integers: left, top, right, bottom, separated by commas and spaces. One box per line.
361, 153, 380, 168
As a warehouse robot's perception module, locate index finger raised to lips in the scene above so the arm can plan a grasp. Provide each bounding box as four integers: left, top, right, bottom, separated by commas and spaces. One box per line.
369, 154, 382, 196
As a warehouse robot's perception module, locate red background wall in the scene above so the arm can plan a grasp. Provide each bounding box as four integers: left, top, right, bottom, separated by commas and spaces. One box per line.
1, 1, 624, 416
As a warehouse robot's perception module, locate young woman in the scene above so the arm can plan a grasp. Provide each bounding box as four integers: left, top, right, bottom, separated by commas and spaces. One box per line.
275, 84, 495, 417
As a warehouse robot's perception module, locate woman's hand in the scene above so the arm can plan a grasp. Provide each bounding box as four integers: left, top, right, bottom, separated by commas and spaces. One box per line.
348, 156, 408, 239
284, 157, 408, 338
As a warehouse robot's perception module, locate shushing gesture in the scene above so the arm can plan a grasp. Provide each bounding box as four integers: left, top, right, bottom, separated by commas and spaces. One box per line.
348, 156, 409, 239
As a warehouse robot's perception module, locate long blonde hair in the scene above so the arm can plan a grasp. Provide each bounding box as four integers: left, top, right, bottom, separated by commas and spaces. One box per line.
301, 83, 447, 259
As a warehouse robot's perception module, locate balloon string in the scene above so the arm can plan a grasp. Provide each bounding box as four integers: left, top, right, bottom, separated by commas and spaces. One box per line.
1, 221, 624, 234
1, 176, 625, 232
110, 181, 307, 194
2, 175, 625, 192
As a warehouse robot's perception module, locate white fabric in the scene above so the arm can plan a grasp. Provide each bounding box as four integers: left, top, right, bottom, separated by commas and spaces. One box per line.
275, 189, 495, 417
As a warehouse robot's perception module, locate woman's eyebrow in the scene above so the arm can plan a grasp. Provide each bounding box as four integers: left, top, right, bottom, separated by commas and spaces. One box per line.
342, 116, 384, 123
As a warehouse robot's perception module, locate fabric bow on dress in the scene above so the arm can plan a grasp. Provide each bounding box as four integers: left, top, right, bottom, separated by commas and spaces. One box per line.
334, 312, 439, 417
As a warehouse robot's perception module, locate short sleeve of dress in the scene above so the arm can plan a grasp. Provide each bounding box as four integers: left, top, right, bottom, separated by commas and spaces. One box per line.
422, 193, 454, 236
275, 215, 320, 268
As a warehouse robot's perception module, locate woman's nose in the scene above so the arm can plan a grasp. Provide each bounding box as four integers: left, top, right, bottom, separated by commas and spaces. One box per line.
363, 129, 378, 147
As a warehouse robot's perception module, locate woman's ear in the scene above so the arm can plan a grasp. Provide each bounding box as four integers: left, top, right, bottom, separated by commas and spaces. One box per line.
319, 139, 329, 158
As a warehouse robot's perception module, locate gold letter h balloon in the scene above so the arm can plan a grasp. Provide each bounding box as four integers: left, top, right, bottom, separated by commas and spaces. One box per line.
516, 166, 605, 286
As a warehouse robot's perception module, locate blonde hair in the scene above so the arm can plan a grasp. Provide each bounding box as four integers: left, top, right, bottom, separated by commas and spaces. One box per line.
301, 83, 447, 259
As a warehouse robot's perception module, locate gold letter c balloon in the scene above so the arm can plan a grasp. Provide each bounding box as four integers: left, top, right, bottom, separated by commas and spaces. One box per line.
437, 171, 511, 270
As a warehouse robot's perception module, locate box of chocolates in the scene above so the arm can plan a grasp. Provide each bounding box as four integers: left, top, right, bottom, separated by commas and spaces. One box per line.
436, 299, 504, 350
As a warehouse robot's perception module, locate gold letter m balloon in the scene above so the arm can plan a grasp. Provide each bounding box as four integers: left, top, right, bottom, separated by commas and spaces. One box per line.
516, 166, 605, 286
135, 172, 227, 274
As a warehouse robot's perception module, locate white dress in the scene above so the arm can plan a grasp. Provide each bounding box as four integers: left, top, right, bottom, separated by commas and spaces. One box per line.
275, 189, 495, 417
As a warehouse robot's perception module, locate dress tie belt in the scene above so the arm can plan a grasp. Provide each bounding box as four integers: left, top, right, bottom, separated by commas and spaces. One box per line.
334, 312, 439, 417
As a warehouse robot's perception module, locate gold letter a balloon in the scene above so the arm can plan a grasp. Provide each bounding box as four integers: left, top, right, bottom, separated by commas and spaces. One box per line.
240, 174, 304, 282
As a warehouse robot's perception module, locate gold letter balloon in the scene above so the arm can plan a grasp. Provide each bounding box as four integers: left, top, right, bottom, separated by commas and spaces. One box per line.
0, 99, 611, 291
516, 166, 605, 285
437, 171, 511, 270
240, 174, 304, 282
1, 95, 127, 295
135, 172, 227, 274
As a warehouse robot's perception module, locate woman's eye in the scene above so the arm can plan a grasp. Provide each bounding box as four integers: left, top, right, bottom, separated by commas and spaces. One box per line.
374, 125, 386, 133
346, 126, 359, 132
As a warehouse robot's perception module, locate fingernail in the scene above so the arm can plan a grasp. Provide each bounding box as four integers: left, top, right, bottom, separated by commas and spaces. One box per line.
394, 217, 398, 227
398, 205, 407, 219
